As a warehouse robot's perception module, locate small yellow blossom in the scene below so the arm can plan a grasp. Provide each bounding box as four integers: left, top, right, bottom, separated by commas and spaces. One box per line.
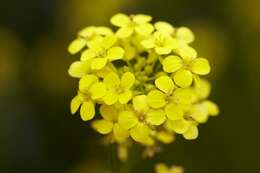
68, 26, 113, 54
142, 31, 178, 55
118, 95, 166, 145
111, 13, 154, 38
103, 72, 135, 105
92, 104, 129, 143
80, 35, 125, 70
70, 75, 106, 121
162, 53, 210, 88
147, 75, 193, 120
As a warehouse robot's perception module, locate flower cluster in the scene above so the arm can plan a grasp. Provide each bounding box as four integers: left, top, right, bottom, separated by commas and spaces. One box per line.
68, 13, 219, 151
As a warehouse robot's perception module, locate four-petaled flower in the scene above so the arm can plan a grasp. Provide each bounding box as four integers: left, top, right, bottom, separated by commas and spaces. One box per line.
162, 48, 210, 88
70, 74, 106, 121
92, 104, 129, 143
103, 72, 135, 105
147, 75, 193, 121
141, 31, 178, 55
80, 35, 125, 70
111, 13, 154, 38
118, 95, 166, 145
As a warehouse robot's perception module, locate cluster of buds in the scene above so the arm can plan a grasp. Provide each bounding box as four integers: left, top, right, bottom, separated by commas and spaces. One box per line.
68, 13, 219, 153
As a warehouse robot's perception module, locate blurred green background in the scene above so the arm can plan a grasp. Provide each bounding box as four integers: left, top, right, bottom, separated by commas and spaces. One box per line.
1, 0, 260, 173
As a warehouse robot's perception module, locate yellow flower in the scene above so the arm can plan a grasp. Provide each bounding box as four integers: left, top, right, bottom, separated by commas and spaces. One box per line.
188, 100, 219, 123
165, 118, 199, 140
92, 104, 129, 143
70, 74, 106, 121
162, 53, 210, 88
110, 13, 154, 38
155, 163, 184, 173
80, 35, 125, 70
68, 26, 113, 54
118, 95, 166, 145
103, 72, 135, 105
142, 31, 178, 55
147, 75, 193, 121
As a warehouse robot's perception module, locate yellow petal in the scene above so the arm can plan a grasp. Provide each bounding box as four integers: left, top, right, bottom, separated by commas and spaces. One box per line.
135, 23, 154, 36
118, 110, 138, 130
167, 119, 189, 134
101, 35, 117, 50
194, 78, 211, 99
176, 27, 195, 44
96, 64, 117, 78
147, 90, 167, 108
141, 38, 155, 49
162, 55, 183, 73
91, 57, 108, 70
78, 26, 96, 38
96, 26, 113, 36
80, 101, 95, 121
116, 27, 134, 38
104, 72, 120, 89
146, 109, 166, 125
165, 103, 183, 120
133, 14, 152, 23
155, 21, 175, 34
155, 75, 175, 94
118, 90, 132, 104
81, 49, 96, 61
92, 119, 113, 134
204, 101, 219, 116
121, 72, 135, 90
100, 104, 118, 121
191, 58, 210, 75
103, 91, 118, 105
133, 95, 149, 113
124, 44, 136, 60
106, 46, 125, 61
68, 38, 85, 54
130, 123, 153, 145
110, 13, 130, 27
173, 88, 193, 105
183, 125, 198, 140
79, 74, 98, 92
68, 61, 90, 78
156, 131, 175, 144
70, 95, 82, 114
89, 82, 107, 100
113, 123, 130, 143
87, 36, 103, 50
173, 69, 193, 88
190, 104, 208, 123
176, 44, 197, 60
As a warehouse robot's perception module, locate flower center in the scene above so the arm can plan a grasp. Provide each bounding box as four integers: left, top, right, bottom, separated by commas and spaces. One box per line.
115, 86, 124, 94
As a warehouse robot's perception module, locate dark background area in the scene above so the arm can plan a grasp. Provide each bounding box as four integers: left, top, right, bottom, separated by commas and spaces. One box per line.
1, 0, 260, 173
